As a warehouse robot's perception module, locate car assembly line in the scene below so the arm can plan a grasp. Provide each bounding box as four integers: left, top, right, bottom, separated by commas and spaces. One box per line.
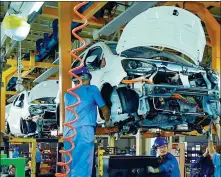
0, 1, 220, 177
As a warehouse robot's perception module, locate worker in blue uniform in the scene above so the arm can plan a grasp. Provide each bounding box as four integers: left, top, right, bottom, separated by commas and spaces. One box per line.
36, 144, 42, 177
192, 147, 214, 177
191, 147, 214, 177
207, 119, 221, 177
64, 67, 112, 177
147, 137, 180, 177
12, 146, 19, 158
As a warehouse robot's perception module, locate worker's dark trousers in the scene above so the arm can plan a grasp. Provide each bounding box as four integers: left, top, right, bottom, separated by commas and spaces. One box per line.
36, 162, 41, 177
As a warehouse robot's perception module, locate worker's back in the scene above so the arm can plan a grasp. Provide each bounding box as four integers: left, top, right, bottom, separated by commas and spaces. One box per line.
36, 148, 42, 163
192, 154, 214, 176
12, 151, 19, 158
159, 153, 180, 177
64, 85, 105, 136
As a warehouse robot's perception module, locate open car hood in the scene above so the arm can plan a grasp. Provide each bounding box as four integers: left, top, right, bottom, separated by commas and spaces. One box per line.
29, 80, 59, 102
116, 6, 206, 65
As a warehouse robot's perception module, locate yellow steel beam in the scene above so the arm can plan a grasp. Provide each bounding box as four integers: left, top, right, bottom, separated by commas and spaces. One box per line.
31, 23, 52, 33
21, 52, 36, 77
199, 1, 221, 8
21, 70, 33, 78
58, 2, 73, 132
181, 125, 217, 136
163, 1, 177, 6
82, 2, 108, 19
41, 6, 58, 18
41, 6, 105, 28
207, 39, 212, 47
6, 91, 19, 95
177, 2, 220, 71
1, 67, 18, 132
13, 73, 58, 80
7, 59, 59, 69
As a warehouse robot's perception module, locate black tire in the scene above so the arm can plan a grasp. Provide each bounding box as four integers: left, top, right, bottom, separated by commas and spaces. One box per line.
20, 118, 28, 134
6, 122, 11, 134
99, 83, 113, 120
117, 87, 139, 113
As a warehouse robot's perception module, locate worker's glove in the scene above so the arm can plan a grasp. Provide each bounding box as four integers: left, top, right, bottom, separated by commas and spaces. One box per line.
147, 166, 155, 173
104, 120, 114, 128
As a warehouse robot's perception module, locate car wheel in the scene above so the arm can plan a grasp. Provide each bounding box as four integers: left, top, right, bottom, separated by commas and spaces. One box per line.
20, 118, 28, 134
6, 122, 11, 134
99, 83, 113, 119
117, 87, 139, 113
100, 83, 113, 108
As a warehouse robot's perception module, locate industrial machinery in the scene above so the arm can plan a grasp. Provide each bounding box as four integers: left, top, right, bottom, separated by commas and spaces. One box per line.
68, 6, 220, 136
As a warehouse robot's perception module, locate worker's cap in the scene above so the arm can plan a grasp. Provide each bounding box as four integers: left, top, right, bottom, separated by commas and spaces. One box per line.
153, 137, 168, 149
72, 67, 92, 82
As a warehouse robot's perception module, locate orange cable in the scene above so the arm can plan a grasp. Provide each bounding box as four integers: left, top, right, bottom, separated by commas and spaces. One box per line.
121, 79, 153, 84
55, 2, 88, 177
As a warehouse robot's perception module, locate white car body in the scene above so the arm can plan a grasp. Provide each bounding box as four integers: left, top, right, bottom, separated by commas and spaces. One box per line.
117, 6, 206, 65
6, 80, 59, 135
69, 6, 219, 133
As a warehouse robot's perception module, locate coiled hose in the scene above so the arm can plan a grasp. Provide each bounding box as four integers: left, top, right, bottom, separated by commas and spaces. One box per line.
55, 2, 88, 177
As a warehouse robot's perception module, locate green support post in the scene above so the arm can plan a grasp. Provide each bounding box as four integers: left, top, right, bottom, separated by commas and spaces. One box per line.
0, 154, 26, 177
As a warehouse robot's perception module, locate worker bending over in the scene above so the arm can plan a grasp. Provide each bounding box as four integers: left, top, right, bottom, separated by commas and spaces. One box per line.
147, 137, 180, 177
208, 119, 221, 177
64, 67, 112, 177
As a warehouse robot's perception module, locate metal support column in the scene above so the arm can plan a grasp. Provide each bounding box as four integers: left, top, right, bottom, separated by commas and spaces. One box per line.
144, 138, 152, 155
31, 141, 36, 177
58, 2, 73, 133
56, 142, 63, 173
108, 136, 115, 147
1, 67, 18, 132
136, 129, 142, 155
98, 146, 105, 177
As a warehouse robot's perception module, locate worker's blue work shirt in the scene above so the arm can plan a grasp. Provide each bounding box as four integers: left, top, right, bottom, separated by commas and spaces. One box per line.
12, 151, 19, 158
36, 148, 42, 163
158, 153, 180, 177
64, 85, 105, 136
191, 154, 214, 176
212, 152, 221, 177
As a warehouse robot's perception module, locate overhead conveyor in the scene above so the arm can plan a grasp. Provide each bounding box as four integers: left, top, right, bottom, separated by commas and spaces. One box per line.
93, 2, 158, 40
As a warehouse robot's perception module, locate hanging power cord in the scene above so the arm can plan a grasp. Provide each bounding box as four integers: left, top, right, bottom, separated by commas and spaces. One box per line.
15, 41, 24, 92
55, 2, 88, 177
